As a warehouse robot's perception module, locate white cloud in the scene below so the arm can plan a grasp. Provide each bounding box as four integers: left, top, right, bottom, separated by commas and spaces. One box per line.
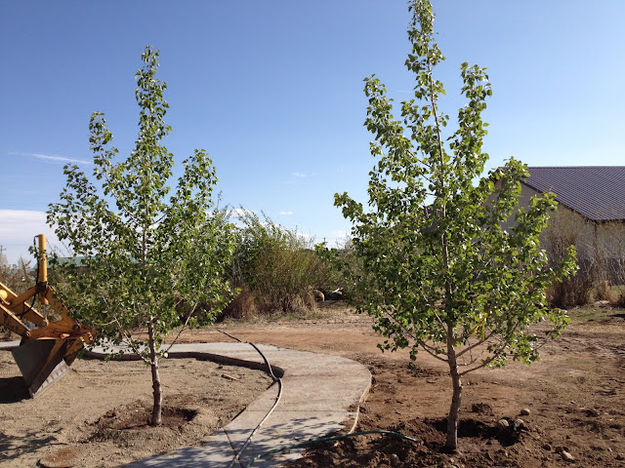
227, 208, 255, 218
279, 210, 294, 216
332, 229, 350, 240
11, 151, 92, 165
291, 171, 317, 179
0, 210, 60, 265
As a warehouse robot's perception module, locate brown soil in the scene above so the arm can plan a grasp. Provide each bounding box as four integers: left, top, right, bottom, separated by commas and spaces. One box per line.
2, 301, 624, 467
179, 301, 625, 467
0, 352, 272, 467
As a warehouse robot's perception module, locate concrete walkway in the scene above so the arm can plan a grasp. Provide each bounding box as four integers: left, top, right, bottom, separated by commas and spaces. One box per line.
82, 341, 372, 467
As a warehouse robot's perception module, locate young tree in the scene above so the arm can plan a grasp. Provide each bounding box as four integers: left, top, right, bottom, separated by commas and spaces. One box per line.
335, 0, 576, 451
48, 46, 235, 425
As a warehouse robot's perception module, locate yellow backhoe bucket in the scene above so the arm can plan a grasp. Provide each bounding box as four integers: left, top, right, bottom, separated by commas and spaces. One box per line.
0, 234, 95, 397
11, 338, 71, 397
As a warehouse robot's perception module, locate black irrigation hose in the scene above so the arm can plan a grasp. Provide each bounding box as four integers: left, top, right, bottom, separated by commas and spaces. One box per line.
216, 329, 284, 468
248, 341, 280, 381
217, 328, 243, 343
215, 329, 419, 468
244, 429, 420, 467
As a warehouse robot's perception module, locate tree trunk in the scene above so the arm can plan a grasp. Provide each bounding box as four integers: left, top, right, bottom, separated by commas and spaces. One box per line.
445, 332, 462, 452
147, 318, 162, 426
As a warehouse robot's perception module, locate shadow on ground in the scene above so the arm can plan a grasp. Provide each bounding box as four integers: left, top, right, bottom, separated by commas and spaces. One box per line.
0, 429, 60, 464
0, 376, 28, 403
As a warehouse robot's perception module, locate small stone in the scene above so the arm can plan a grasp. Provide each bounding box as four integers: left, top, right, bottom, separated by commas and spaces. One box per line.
514, 418, 526, 430
520, 408, 531, 416
497, 418, 509, 429
616, 454, 625, 461
561, 450, 575, 462
390, 453, 400, 465
542, 443, 552, 451
585, 408, 600, 417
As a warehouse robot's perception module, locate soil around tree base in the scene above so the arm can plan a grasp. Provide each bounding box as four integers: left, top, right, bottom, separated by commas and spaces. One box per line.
0, 352, 272, 467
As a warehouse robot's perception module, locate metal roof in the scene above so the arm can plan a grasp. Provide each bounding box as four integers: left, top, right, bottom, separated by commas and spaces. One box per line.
523, 166, 625, 222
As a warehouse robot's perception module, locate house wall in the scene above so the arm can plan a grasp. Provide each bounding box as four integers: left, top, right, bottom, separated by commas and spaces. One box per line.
495, 181, 625, 283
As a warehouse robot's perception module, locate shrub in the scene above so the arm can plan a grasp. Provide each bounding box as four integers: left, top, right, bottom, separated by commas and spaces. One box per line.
0, 258, 34, 294
548, 258, 597, 307
223, 211, 335, 317
615, 288, 625, 308
543, 208, 599, 307
316, 239, 367, 303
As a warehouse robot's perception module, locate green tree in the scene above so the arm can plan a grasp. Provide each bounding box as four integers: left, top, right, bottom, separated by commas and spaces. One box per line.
48, 46, 235, 425
334, 0, 576, 451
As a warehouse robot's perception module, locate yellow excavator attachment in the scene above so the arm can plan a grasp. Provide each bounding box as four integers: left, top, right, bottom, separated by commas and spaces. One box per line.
0, 235, 94, 397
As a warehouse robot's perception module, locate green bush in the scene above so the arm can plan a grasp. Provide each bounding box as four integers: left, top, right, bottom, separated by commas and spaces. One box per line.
315, 239, 368, 304
0, 258, 34, 294
224, 211, 336, 316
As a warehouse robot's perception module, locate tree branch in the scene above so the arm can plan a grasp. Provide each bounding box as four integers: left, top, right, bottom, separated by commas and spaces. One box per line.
164, 302, 198, 353
418, 339, 449, 363
456, 329, 495, 358
459, 354, 496, 376
112, 315, 150, 364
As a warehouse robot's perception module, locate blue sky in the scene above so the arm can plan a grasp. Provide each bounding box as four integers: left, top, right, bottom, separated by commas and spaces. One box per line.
1, 1, 624, 264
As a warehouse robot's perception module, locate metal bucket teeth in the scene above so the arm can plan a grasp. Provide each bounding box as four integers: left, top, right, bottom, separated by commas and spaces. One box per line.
11, 339, 70, 397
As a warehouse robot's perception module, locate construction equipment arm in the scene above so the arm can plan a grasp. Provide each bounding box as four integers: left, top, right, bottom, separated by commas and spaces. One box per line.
0, 234, 95, 397
0, 284, 48, 338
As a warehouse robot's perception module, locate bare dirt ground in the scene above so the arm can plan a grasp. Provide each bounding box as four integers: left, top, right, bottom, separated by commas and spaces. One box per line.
2, 301, 623, 467
179, 301, 625, 467
0, 352, 272, 467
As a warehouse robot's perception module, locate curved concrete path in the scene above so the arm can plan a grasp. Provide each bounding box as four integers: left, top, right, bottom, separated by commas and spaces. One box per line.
83, 342, 372, 467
